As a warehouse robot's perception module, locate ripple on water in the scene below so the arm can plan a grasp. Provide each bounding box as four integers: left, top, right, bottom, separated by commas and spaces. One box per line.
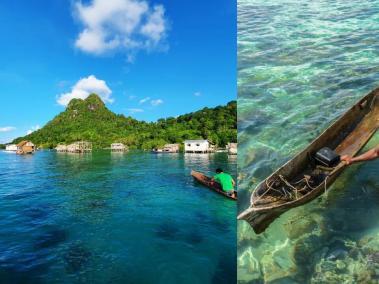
34, 227, 68, 250
23, 207, 50, 221
3, 190, 40, 201
0, 249, 50, 283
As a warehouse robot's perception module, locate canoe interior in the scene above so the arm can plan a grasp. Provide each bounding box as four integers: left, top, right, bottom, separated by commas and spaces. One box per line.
239, 87, 379, 234
191, 170, 237, 201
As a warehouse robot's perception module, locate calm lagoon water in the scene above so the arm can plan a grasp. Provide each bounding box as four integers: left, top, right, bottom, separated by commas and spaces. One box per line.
0, 150, 236, 283
238, 0, 379, 283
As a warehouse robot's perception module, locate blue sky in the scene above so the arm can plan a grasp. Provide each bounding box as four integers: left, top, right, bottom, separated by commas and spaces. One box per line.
0, 0, 236, 143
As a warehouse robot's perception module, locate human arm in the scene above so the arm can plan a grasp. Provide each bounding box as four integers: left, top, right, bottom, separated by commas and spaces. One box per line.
211, 175, 218, 184
341, 146, 379, 165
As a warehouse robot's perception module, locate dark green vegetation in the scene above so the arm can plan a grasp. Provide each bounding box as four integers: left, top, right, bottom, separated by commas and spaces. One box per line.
0, 144, 5, 150
13, 94, 236, 150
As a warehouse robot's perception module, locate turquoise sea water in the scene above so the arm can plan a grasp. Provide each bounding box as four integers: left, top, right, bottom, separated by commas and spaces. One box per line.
0, 151, 236, 283
238, 0, 379, 282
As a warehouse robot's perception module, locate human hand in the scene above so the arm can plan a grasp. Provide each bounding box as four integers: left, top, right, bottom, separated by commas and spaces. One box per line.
340, 155, 352, 165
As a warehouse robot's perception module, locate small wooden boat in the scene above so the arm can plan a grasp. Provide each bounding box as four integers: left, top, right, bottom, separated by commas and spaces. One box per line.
191, 170, 237, 200
238, 87, 379, 234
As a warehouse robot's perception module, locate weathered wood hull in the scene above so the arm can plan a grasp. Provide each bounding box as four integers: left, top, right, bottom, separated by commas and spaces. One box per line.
238, 87, 379, 234
191, 170, 237, 201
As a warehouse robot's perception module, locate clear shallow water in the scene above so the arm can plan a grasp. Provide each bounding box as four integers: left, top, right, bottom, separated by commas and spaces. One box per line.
0, 151, 236, 283
238, 0, 379, 282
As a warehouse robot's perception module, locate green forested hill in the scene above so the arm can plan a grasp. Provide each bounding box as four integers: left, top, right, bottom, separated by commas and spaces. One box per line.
12, 94, 236, 149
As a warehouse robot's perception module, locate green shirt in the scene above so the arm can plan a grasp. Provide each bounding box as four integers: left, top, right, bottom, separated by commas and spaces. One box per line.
214, 172, 234, 191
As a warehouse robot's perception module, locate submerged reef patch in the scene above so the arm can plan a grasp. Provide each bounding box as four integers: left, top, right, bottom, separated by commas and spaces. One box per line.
212, 251, 237, 284
154, 223, 180, 241
184, 230, 203, 245
64, 241, 92, 273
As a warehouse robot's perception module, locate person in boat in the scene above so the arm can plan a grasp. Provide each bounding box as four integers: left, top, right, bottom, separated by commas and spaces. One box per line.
341, 146, 379, 165
212, 168, 236, 198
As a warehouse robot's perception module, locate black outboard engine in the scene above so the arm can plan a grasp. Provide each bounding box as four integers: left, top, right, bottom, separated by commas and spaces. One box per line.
314, 147, 340, 167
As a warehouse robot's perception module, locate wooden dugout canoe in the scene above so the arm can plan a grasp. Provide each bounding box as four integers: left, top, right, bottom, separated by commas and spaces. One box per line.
238, 87, 379, 234
191, 170, 237, 201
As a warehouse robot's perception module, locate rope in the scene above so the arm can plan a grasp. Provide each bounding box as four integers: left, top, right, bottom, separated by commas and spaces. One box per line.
323, 175, 329, 199
253, 168, 333, 206
279, 175, 299, 199
304, 176, 318, 190
252, 179, 274, 205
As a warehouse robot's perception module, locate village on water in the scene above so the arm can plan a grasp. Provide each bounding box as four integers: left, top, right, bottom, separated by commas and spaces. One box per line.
4, 140, 237, 155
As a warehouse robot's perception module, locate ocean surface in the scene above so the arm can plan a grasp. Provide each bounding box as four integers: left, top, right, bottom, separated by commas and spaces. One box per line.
238, 0, 379, 283
0, 150, 236, 283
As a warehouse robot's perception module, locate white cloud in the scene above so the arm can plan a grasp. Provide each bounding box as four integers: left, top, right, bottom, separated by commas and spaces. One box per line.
140, 6, 166, 42
139, 97, 150, 104
74, 0, 168, 56
27, 125, 41, 135
0, 126, 16, 132
151, 99, 163, 106
194, 91, 201, 97
127, 108, 144, 114
128, 95, 136, 100
57, 75, 113, 106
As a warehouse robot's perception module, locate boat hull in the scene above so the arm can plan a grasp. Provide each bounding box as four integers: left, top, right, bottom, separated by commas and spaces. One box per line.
191, 170, 237, 201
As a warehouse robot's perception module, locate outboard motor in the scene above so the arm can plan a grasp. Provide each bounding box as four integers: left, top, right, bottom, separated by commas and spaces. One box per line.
314, 147, 340, 167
